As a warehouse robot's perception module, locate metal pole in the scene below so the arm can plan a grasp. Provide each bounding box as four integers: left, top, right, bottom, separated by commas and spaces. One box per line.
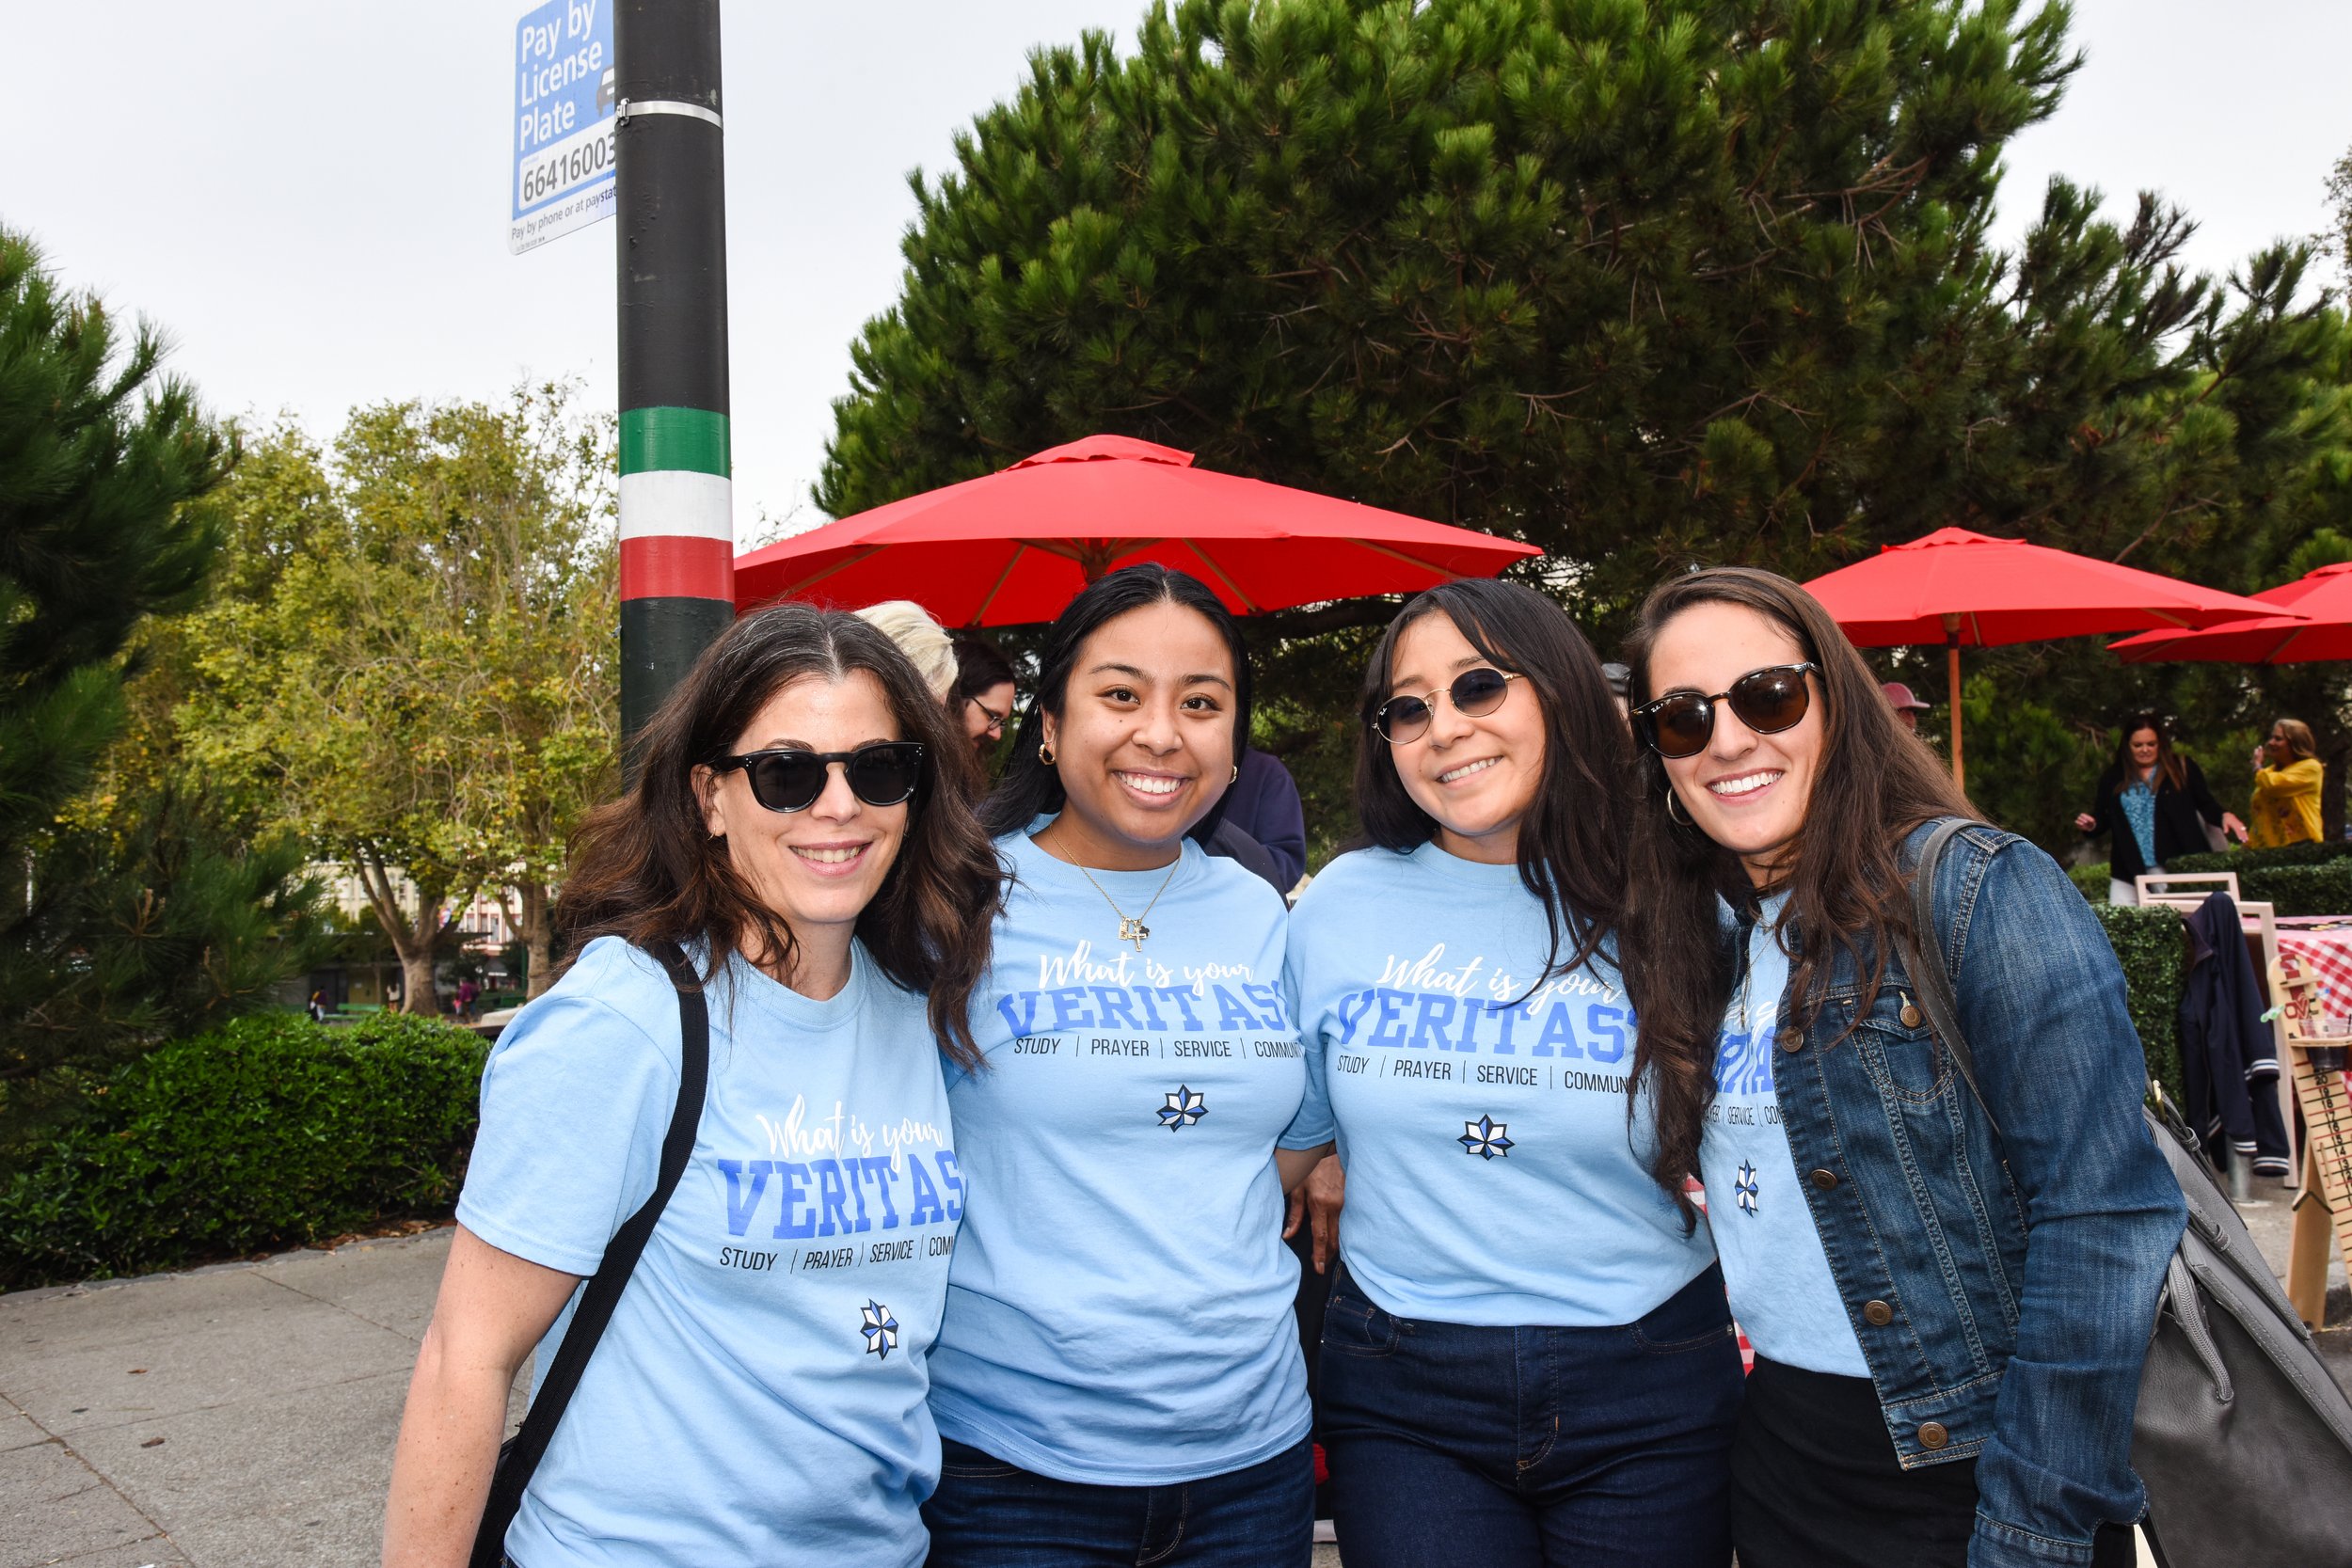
1943, 614, 1964, 793
615, 0, 733, 754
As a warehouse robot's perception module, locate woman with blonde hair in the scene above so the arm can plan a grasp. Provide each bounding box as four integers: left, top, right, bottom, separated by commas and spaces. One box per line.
856, 599, 961, 704
2249, 717, 2325, 847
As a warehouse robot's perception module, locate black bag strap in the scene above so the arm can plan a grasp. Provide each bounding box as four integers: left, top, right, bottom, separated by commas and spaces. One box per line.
1904, 817, 2003, 1140
469, 938, 710, 1568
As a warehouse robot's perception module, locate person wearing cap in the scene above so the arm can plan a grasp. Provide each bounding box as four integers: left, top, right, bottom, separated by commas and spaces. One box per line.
1880, 680, 1930, 734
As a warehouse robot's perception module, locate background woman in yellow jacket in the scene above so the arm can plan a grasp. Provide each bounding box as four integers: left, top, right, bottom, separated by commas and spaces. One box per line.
2249, 717, 2326, 847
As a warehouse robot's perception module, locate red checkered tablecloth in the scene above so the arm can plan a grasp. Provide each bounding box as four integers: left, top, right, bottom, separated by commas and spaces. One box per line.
1687, 1176, 1757, 1374
2277, 919, 2352, 1035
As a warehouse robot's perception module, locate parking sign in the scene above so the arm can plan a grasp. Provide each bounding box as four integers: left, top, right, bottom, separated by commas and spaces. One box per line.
510, 0, 616, 255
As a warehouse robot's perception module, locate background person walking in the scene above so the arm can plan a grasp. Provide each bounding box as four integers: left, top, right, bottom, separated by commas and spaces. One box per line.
2249, 717, 2325, 847
2074, 712, 2245, 902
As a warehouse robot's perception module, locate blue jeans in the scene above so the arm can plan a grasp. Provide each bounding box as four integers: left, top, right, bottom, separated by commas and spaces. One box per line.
921, 1434, 1314, 1567
1318, 1261, 1742, 1568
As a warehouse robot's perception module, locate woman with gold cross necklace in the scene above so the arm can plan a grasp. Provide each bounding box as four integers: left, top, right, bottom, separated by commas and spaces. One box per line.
922, 564, 1334, 1567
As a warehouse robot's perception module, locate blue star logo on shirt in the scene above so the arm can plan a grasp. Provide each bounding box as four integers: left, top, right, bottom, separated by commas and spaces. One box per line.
1734, 1161, 1760, 1216
1458, 1115, 1514, 1160
860, 1300, 900, 1362
1157, 1085, 1207, 1130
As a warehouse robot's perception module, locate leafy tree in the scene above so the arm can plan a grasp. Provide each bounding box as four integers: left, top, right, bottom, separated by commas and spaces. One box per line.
819, 0, 2352, 856
181, 390, 616, 1008
0, 229, 324, 1101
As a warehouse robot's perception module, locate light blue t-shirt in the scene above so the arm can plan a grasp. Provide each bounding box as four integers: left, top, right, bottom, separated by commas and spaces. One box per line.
1698, 895, 1869, 1375
928, 824, 1318, 1486
1285, 842, 1715, 1326
457, 937, 961, 1568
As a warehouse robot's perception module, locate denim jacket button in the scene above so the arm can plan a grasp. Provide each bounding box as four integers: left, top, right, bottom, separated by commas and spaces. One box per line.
1778, 1028, 1804, 1053
1918, 1421, 1950, 1449
1899, 1002, 1924, 1028
1808, 1167, 1839, 1192
1863, 1299, 1894, 1326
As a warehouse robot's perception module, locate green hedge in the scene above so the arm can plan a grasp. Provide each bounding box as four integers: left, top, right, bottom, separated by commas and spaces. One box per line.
2169, 838, 2352, 875
2077, 846, 2352, 918
0, 1012, 485, 1289
2092, 903, 2188, 1107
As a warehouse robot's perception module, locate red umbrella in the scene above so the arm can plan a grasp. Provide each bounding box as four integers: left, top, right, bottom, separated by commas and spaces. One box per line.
1804, 527, 2290, 787
733, 435, 1540, 624
2109, 562, 2352, 664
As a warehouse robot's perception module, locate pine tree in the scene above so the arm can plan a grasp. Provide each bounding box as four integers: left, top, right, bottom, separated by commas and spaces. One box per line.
818, 0, 2352, 851
0, 230, 320, 1099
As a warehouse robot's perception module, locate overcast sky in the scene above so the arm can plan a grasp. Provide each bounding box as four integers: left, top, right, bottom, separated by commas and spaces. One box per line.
4, 1, 2346, 540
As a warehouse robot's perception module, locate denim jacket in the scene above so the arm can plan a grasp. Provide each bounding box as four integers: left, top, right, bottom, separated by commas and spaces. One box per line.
1769, 820, 2186, 1567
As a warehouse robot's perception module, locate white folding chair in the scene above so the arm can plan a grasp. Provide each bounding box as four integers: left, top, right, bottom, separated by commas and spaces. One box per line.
2136, 869, 2240, 906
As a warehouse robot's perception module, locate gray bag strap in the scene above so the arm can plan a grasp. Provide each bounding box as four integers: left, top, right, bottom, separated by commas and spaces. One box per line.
1905, 817, 2002, 1140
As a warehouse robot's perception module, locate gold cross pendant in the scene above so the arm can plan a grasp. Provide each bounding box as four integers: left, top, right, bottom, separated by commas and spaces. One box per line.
1119, 917, 1151, 950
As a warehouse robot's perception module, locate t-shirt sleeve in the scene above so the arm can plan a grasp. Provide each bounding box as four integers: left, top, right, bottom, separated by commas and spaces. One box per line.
455, 974, 678, 1277
1277, 905, 1337, 1149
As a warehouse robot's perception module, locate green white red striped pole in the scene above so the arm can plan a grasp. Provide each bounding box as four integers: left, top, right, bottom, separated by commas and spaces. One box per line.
615, 0, 733, 751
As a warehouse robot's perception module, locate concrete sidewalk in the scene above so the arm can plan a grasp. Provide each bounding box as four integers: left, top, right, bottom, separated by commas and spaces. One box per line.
0, 1230, 487, 1568
3, 1209, 2343, 1568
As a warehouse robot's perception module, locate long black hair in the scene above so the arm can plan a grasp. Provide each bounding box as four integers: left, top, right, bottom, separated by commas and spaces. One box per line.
1354, 578, 1631, 988
560, 602, 1006, 1068
980, 564, 1251, 844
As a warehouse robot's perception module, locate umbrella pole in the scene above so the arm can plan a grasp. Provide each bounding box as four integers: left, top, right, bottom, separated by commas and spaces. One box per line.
1943, 618, 1964, 793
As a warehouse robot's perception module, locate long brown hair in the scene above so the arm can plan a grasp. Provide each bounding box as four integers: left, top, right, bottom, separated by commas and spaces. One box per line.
558, 603, 1005, 1067
2111, 711, 2187, 795
1619, 568, 1971, 1225
1353, 579, 1631, 988
2273, 717, 2317, 760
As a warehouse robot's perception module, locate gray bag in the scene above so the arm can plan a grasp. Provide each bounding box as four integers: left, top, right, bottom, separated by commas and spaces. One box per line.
1906, 819, 2352, 1567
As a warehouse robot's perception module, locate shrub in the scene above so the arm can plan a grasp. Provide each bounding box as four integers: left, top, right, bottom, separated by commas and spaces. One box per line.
2070, 862, 2111, 902
2169, 839, 2352, 875
0, 1011, 485, 1288
2093, 903, 2187, 1108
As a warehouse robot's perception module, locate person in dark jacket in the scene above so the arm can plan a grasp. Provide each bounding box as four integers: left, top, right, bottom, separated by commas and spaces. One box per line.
2074, 712, 2245, 903
2180, 889, 2293, 1185
1220, 746, 1308, 891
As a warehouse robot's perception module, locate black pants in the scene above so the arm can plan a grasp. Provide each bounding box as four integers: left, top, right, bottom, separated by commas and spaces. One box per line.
1731, 1357, 2137, 1568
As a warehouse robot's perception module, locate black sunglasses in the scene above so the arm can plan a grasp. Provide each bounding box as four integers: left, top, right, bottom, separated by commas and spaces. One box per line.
1375, 667, 1520, 743
1634, 663, 1820, 759
711, 741, 926, 814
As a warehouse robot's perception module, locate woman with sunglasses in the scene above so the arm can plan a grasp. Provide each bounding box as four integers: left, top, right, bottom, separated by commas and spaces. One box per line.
920, 564, 1331, 1567
1283, 579, 1737, 1568
384, 605, 1003, 1568
1620, 568, 2183, 1568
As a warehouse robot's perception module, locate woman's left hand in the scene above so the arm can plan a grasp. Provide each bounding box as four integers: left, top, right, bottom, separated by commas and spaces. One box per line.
2222, 812, 2249, 845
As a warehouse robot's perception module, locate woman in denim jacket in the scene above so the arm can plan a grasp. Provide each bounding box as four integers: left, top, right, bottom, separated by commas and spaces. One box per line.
1619, 568, 2185, 1568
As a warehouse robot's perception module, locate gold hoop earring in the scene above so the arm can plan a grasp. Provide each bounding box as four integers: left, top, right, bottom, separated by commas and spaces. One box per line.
1039, 741, 1057, 767
1665, 788, 1692, 827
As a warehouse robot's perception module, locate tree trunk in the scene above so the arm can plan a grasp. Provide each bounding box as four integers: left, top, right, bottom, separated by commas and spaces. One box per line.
499, 883, 557, 999
351, 847, 453, 1016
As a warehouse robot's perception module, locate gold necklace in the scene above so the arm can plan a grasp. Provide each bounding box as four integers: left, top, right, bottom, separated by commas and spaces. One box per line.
1073, 858, 1182, 951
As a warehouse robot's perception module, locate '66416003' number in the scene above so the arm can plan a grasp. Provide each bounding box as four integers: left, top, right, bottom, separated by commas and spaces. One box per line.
518, 123, 614, 208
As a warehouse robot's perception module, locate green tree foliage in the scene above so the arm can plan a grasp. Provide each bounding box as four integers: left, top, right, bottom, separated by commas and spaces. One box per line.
181, 388, 617, 1006
0, 230, 320, 1098
819, 0, 2352, 855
